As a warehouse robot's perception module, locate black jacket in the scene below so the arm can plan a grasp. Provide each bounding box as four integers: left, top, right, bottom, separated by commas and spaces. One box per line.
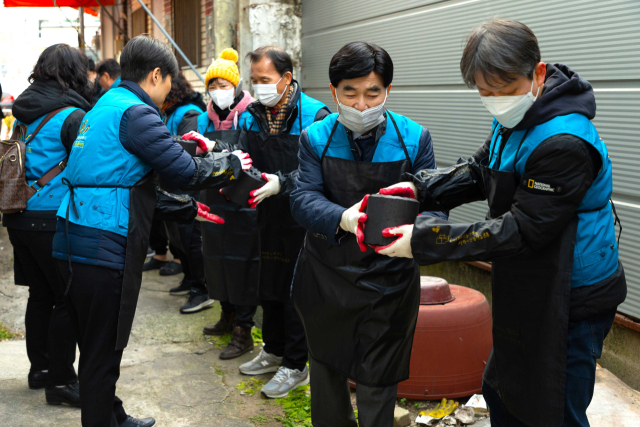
409, 63, 625, 320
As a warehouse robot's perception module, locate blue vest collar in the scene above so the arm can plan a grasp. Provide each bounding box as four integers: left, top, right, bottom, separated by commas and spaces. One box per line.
119, 80, 161, 115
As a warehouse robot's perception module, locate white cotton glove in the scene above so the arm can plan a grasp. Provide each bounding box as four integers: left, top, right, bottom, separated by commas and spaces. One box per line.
182, 131, 216, 154
248, 173, 281, 208
378, 181, 418, 199
231, 150, 253, 171
339, 195, 369, 252
375, 224, 414, 258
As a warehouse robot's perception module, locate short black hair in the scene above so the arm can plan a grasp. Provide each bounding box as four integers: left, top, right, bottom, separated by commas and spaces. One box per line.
87, 58, 96, 72
96, 59, 121, 79
460, 18, 541, 88
29, 43, 92, 103
246, 46, 293, 76
120, 36, 179, 84
329, 42, 393, 88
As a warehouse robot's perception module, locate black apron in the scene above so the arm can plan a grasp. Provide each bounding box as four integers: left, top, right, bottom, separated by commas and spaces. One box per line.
199, 128, 260, 306
293, 117, 420, 387
63, 172, 158, 350
245, 103, 305, 302
480, 127, 575, 427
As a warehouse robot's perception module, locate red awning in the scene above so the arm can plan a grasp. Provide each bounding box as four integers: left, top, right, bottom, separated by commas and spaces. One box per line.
3, 1, 114, 7
73, 6, 99, 16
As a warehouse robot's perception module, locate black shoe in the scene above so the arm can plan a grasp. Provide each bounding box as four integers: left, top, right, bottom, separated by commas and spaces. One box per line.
142, 257, 167, 272
159, 260, 183, 276
120, 416, 156, 427
28, 370, 47, 390
146, 246, 156, 258
169, 280, 191, 296
180, 288, 214, 314
45, 382, 80, 407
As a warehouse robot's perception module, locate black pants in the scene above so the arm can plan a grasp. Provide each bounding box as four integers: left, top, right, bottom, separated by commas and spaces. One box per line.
149, 215, 179, 259
56, 260, 128, 427
309, 355, 398, 427
179, 221, 205, 291
220, 300, 257, 329
262, 299, 307, 371
7, 228, 77, 386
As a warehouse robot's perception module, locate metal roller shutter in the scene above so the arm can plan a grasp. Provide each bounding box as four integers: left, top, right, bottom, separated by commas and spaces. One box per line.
302, 0, 640, 318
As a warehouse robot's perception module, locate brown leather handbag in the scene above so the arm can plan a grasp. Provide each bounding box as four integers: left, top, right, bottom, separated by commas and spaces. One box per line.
0, 107, 72, 213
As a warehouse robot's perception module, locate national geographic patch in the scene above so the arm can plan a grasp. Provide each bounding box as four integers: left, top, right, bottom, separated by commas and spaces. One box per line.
521, 175, 564, 195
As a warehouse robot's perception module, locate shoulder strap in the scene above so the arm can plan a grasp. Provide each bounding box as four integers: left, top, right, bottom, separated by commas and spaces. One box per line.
29, 107, 75, 190
27, 106, 74, 143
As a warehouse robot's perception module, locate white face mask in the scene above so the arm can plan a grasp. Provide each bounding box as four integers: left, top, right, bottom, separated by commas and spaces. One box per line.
211, 88, 235, 110
253, 75, 288, 107
336, 90, 388, 135
480, 75, 540, 129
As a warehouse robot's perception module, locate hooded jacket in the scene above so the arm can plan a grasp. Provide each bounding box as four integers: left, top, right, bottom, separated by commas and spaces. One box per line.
11, 79, 90, 153
3, 80, 90, 231
409, 64, 626, 318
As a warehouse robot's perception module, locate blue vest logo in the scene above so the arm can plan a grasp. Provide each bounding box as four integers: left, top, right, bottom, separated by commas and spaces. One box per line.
78, 119, 90, 136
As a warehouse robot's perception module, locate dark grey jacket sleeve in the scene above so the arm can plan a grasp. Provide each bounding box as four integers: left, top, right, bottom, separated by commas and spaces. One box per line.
403, 131, 492, 213
60, 109, 86, 154
410, 135, 599, 265
121, 104, 241, 190
290, 129, 346, 246
177, 110, 201, 136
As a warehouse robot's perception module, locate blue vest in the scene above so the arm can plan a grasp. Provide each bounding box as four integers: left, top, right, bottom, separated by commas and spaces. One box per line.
16, 108, 78, 211
306, 111, 422, 165
165, 103, 203, 135
110, 76, 121, 90
488, 114, 618, 287
56, 87, 153, 237
243, 92, 328, 136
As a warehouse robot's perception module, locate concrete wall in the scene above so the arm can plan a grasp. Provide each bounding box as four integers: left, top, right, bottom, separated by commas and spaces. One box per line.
421, 262, 640, 392
238, 0, 302, 90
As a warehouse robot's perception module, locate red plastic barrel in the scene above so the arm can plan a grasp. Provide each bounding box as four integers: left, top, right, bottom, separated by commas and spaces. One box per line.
349, 276, 492, 400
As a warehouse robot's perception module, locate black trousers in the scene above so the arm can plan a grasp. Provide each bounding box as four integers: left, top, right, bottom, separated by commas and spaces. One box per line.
7, 228, 77, 386
309, 355, 398, 427
56, 260, 128, 427
148, 215, 179, 259
220, 300, 257, 329
262, 299, 307, 371
179, 221, 205, 290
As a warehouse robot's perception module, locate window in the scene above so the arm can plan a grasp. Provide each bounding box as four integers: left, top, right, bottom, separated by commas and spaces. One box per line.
173, 0, 201, 67
131, 8, 148, 38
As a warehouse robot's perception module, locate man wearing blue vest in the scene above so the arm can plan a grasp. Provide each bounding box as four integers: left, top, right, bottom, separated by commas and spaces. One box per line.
289, 42, 446, 427
378, 19, 627, 427
52, 36, 251, 427
229, 46, 330, 397
97, 59, 121, 91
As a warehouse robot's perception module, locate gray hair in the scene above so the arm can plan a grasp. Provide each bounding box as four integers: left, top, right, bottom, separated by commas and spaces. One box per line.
460, 18, 541, 88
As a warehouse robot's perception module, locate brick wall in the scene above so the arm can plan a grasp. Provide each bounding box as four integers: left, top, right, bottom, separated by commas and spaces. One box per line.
163, 0, 173, 41
203, 0, 214, 67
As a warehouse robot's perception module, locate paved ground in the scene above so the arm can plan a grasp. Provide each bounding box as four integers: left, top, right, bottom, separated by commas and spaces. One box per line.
1, 227, 640, 426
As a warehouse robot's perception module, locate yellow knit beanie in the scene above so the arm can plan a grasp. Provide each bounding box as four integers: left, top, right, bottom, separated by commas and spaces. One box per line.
205, 48, 240, 88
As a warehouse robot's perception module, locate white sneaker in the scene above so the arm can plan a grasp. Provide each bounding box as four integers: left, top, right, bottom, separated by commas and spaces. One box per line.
260, 366, 309, 399
239, 348, 282, 375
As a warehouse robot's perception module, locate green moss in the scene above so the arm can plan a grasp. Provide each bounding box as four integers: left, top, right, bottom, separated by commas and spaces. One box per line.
0, 322, 15, 341
274, 385, 313, 427
236, 378, 265, 396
